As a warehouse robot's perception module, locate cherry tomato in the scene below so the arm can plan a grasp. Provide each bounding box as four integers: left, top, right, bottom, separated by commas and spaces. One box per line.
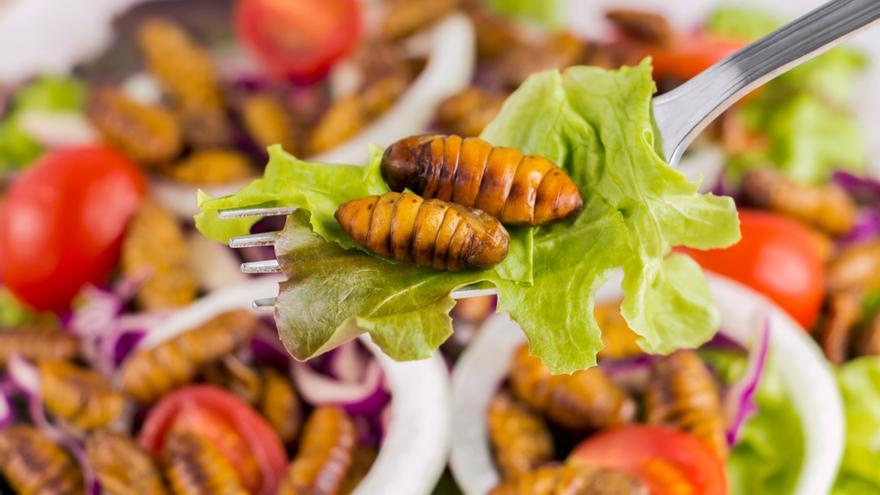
0, 146, 146, 311
681, 209, 825, 329
139, 385, 287, 495
569, 425, 728, 495
648, 33, 744, 80
235, 0, 361, 84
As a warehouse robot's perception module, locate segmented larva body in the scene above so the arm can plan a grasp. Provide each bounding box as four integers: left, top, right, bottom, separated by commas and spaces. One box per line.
0, 425, 84, 495
202, 355, 263, 405
0, 327, 79, 367
241, 93, 299, 155
259, 366, 303, 444
86, 431, 168, 495
827, 240, 880, 293
645, 350, 728, 459
336, 192, 510, 271
489, 464, 648, 495
487, 392, 553, 480
119, 310, 259, 403
509, 345, 635, 430
163, 432, 248, 495
39, 359, 126, 430
277, 406, 356, 495
382, 135, 583, 226
165, 149, 254, 185
87, 88, 182, 165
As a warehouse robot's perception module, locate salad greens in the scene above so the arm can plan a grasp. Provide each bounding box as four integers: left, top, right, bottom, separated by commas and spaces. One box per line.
833, 357, 880, 494
487, 0, 563, 28
197, 61, 739, 373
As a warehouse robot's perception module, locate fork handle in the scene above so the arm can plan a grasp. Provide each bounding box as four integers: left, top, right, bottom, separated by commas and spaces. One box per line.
653, 0, 880, 165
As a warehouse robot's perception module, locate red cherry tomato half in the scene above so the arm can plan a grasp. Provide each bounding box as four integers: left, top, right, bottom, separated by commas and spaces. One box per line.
0, 146, 146, 311
648, 33, 745, 80
139, 385, 287, 495
681, 209, 825, 329
569, 425, 728, 495
235, 0, 362, 84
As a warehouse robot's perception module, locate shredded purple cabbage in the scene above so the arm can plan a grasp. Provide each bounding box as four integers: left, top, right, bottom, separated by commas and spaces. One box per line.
839, 209, 880, 248
724, 316, 771, 445
833, 170, 880, 206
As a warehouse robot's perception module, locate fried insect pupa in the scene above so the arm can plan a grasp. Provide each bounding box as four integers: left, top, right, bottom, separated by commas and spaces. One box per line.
119, 310, 260, 403
436, 87, 507, 138
0, 425, 84, 495
379, 0, 459, 40
605, 9, 674, 45
509, 345, 635, 430
336, 192, 510, 271
163, 432, 248, 495
164, 149, 255, 185
489, 464, 648, 495
202, 355, 263, 405
827, 240, 880, 293
0, 327, 79, 367
487, 392, 553, 480
39, 359, 126, 430
645, 350, 728, 459
241, 93, 299, 155
86, 431, 168, 495
741, 168, 856, 235
259, 366, 304, 444
382, 135, 583, 226
277, 406, 356, 495
87, 88, 182, 165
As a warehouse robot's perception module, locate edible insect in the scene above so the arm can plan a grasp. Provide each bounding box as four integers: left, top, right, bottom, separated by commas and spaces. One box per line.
87, 88, 182, 165
121, 202, 198, 310
339, 447, 377, 495
645, 350, 728, 459
854, 309, 880, 358
277, 406, 356, 495
828, 240, 880, 293
379, 0, 459, 40
436, 88, 507, 138
40, 359, 126, 430
487, 392, 553, 480
0, 425, 84, 495
241, 93, 299, 155
119, 310, 260, 403
497, 32, 586, 88
137, 18, 229, 148
163, 432, 248, 495
382, 135, 583, 226
259, 366, 303, 444
0, 327, 79, 367
336, 192, 510, 271
741, 168, 856, 235
86, 430, 168, 495
605, 9, 674, 45
595, 302, 642, 360
509, 345, 635, 430
489, 464, 648, 495
818, 290, 862, 364
203, 355, 264, 405
164, 149, 255, 185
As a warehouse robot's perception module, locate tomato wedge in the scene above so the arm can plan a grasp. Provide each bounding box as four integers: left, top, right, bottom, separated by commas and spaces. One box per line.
235, 0, 361, 83
681, 209, 825, 329
569, 425, 728, 495
0, 146, 146, 311
139, 385, 287, 495
648, 33, 744, 80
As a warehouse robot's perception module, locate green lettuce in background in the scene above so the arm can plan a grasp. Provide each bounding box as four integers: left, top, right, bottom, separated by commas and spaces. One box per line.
833, 357, 880, 494
706, 5, 867, 184
488, 0, 563, 28
197, 61, 739, 372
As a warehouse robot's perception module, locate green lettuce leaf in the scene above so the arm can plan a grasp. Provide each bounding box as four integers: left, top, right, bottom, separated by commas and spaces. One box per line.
706, 5, 778, 40
488, 0, 562, 28
198, 61, 739, 372
832, 357, 880, 494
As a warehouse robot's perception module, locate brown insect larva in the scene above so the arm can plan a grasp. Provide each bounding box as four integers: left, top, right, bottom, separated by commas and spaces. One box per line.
487, 392, 553, 480
741, 168, 856, 235
498, 32, 586, 89
645, 350, 728, 459
828, 240, 880, 293
336, 192, 510, 271
241, 93, 300, 155
122, 202, 198, 311
854, 309, 880, 358
259, 366, 303, 444
119, 310, 260, 403
382, 135, 583, 226
509, 345, 635, 430
595, 302, 642, 361
379, 0, 459, 40
277, 406, 356, 495
436, 87, 508, 138
0, 425, 84, 495
489, 464, 648, 495
202, 355, 264, 405
818, 290, 862, 364
86, 431, 168, 495
467, 9, 524, 61
339, 447, 377, 495
87, 88, 182, 165
605, 9, 674, 45
39, 359, 126, 430
0, 327, 79, 367
163, 432, 248, 495
163, 149, 255, 185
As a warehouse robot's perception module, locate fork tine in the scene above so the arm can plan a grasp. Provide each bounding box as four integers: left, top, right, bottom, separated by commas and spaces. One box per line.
241, 259, 282, 274
252, 298, 276, 311
218, 205, 298, 219
250, 287, 500, 311
229, 231, 279, 248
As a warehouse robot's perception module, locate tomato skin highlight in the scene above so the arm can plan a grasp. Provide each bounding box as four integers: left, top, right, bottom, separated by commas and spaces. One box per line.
681, 209, 825, 329
569, 425, 728, 495
235, 0, 362, 84
0, 146, 146, 311
139, 385, 287, 495
647, 33, 744, 80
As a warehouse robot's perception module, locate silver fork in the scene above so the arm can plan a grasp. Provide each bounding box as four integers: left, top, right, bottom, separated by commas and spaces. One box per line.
221, 0, 880, 310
